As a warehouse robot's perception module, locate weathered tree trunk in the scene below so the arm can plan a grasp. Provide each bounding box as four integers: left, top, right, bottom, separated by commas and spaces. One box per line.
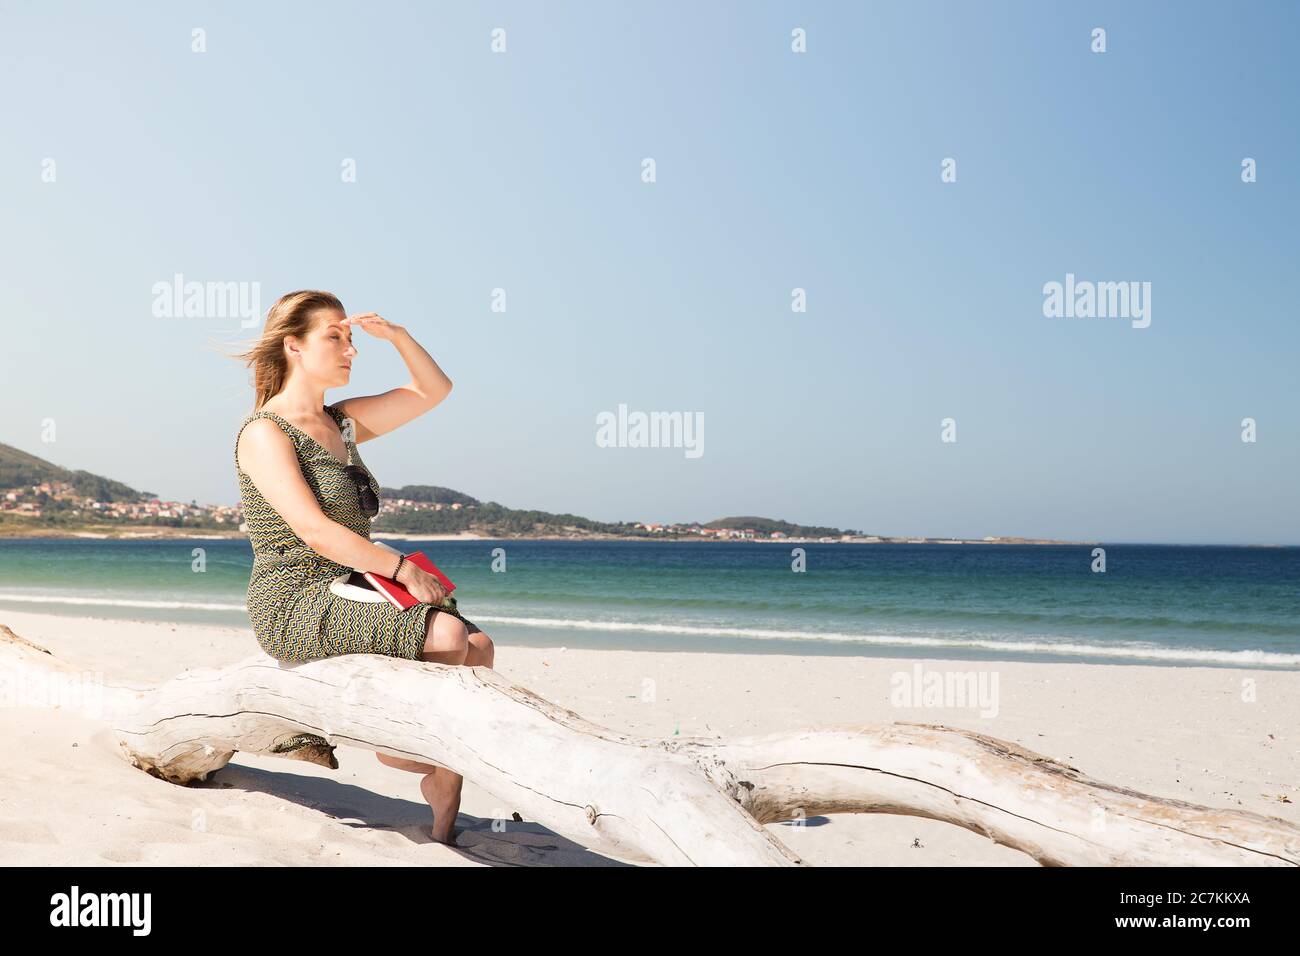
3, 624, 1296, 866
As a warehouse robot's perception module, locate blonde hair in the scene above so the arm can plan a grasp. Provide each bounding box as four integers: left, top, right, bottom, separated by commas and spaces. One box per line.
231, 290, 344, 410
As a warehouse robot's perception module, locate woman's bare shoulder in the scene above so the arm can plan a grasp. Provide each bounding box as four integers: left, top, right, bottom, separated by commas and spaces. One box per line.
236, 416, 296, 473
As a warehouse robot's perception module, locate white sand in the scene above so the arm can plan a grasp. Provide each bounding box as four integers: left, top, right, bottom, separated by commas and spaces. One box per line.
1, 607, 1297, 866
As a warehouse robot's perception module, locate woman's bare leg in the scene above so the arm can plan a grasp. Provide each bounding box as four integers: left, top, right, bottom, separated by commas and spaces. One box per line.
372, 628, 494, 775
372, 614, 496, 843
421, 769, 462, 844
376, 753, 443, 773
371, 612, 472, 776
420, 608, 471, 665
464, 627, 495, 667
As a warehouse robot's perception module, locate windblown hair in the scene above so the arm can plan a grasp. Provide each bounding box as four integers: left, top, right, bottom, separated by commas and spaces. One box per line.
231, 290, 344, 410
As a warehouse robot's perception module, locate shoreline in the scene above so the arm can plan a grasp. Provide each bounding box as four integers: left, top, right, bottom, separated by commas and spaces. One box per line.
0, 604, 1292, 670
1, 527, 1292, 547
0, 526, 1125, 546
2, 606, 1297, 866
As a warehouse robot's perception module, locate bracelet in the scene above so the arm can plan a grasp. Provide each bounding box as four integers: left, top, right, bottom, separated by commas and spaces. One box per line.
393, 553, 406, 581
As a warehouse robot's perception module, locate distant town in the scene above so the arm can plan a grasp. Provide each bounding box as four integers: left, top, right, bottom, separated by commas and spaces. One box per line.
1, 479, 470, 532
3, 478, 243, 525
620, 521, 1050, 544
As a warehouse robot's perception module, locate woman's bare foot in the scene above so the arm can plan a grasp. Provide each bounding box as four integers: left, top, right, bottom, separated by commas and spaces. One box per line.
420, 768, 463, 844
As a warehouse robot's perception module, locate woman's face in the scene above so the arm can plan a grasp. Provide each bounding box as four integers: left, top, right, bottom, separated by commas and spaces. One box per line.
291, 308, 357, 388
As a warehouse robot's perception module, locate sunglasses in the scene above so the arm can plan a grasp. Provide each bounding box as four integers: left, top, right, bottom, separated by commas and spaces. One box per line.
343, 464, 379, 518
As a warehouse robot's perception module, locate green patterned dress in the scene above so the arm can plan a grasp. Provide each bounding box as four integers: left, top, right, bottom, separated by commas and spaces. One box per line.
235, 403, 474, 663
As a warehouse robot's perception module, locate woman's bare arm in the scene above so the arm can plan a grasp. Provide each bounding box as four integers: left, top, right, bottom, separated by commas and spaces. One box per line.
334, 318, 452, 443
237, 419, 402, 576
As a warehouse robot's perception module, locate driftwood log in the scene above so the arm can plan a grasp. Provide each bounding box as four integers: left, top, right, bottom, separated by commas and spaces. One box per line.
3, 623, 1296, 866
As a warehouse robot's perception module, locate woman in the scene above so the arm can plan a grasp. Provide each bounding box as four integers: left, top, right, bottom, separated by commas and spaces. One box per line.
232, 289, 491, 845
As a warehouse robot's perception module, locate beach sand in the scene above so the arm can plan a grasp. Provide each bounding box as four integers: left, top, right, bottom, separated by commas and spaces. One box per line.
1, 607, 1296, 867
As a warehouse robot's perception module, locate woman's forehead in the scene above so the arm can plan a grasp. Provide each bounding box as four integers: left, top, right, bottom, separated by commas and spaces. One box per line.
313, 309, 349, 333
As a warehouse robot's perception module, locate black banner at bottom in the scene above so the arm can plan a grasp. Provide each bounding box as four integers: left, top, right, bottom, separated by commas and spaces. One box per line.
2, 865, 1289, 940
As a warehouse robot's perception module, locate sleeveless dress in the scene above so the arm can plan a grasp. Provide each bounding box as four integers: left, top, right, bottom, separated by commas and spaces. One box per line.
234, 403, 476, 663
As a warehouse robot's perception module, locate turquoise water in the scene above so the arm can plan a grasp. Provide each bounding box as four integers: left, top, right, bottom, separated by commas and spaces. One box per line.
0, 538, 1297, 668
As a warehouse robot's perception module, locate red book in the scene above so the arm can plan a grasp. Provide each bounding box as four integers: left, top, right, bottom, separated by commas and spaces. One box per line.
358, 550, 456, 611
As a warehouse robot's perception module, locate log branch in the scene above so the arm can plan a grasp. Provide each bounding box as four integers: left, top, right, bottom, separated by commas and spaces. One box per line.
3, 624, 1295, 866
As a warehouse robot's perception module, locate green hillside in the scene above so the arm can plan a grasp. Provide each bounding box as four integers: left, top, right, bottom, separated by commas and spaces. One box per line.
382, 485, 480, 507
373, 490, 642, 537
703, 515, 854, 538
0, 442, 151, 503
373, 498, 855, 539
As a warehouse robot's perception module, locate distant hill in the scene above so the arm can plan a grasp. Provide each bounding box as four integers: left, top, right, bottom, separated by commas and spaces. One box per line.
373, 488, 641, 537
382, 485, 480, 507
0, 441, 153, 503
703, 515, 855, 538
372, 496, 856, 539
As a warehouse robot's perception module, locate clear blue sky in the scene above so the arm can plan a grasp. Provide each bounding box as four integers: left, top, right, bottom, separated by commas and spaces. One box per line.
2, 1, 1297, 544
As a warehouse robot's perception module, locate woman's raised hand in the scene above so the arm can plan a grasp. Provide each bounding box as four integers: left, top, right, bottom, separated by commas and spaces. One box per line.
343, 312, 405, 342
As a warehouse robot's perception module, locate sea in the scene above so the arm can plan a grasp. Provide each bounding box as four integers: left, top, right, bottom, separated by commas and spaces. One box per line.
0, 538, 1296, 669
